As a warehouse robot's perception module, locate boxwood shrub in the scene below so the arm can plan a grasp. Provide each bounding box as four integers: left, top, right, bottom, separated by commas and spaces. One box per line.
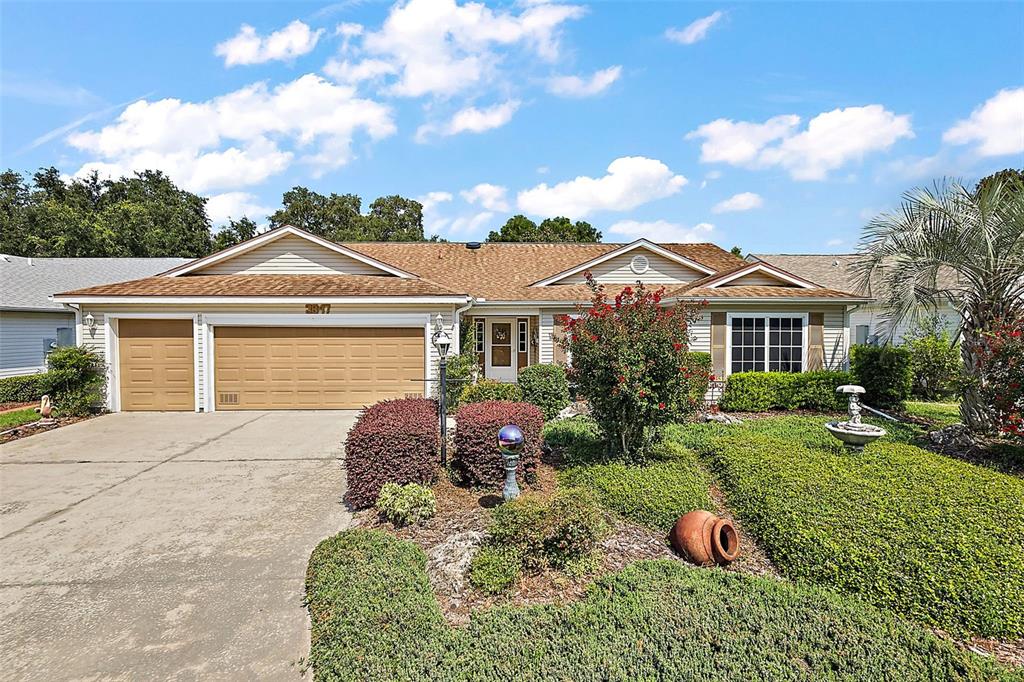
719, 370, 852, 412
516, 364, 570, 421
453, 400, 543, 488
459, 379, 523, 405
851, 344, 913, 408
691, 416, 1024, 638
306, 529, 1005, 681
0, 373, 50, 404
344, 398, 440, 509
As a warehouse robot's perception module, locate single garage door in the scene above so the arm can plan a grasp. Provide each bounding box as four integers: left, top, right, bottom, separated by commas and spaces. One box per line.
213, 326, 424, 410
118, 318, 195, 411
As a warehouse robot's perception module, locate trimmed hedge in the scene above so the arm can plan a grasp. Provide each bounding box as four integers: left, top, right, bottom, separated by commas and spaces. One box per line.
720, 370, 852, 412
541, 416, 605, 465
344, 398, 440, 509
685, 416, 1024, 638
851, 344, 913, 408
306, 529, 1006, 681
0, 373, 50, 404
459, 379, 523, 405
453, 401, 543, 488
558, 427, 713, 531
516, 364, 570, 421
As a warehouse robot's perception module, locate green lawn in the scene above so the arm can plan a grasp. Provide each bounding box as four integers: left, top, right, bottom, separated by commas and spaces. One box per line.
0, 408, 39, 430
905, 400, 962, 426
306, 529, 1009, 681
675, 416, 1024, 639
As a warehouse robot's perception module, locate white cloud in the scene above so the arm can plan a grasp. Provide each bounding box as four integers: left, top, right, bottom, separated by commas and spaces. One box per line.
323, 58, 397, 84
687, 105, 913, 180
943, 87, 1024, 157
216, 21, 325, 67
517, 156, 688, 218
417, 190, 455, 235
447, 210, 495, 236
546, 65, 622, 98
415, 100, 519, 141
665, 11, 724, 45
536, 165, 550, 174
712, 191, 763, 213
206, 192, 275, 224
826, 237, 844, 247
461, 183, 509, 211
607, 219, 714, 243
337, 0, 585, 98
68, 74, 395, 192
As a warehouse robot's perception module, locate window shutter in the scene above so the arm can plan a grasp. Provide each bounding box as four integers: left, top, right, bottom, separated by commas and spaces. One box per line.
807, 312, 825, 370
711, 312, 727, 378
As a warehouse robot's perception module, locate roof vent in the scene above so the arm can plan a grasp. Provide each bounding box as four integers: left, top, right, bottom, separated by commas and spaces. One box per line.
630, 254, 650, 275
465, 241, 482, 250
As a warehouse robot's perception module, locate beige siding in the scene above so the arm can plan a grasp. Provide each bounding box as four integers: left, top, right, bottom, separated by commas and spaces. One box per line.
720, 271, 791, 286
195, 234, 394, 276
689, 314, 711, 354
823, 309, 846, 369
849, 303, 960, 345
554, 251, 706, 285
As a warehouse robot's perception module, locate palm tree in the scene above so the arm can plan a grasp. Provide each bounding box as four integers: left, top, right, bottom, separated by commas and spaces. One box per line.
854, 171, 1024, 432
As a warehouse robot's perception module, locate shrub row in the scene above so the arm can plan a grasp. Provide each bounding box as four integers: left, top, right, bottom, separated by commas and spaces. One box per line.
453, 400, 543, 488
0, 373, 50, 404
850, 344, 913, 408
541, 416, 605, 465
719, 370, 852, 412
306, 529, 1004, 681
459, 379, 523, 405
684, 416, 1024, 638
344, 398, 440, 509
0, 346, 107, 416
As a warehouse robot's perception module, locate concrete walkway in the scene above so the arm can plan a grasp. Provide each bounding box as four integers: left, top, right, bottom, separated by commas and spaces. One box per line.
0, 411, 355, 681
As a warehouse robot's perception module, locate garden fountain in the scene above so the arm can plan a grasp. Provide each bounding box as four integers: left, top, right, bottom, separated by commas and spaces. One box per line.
825, 385, 886, 451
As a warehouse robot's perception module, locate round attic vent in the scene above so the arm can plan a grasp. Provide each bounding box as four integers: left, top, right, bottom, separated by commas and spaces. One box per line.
630, 254, 650, 275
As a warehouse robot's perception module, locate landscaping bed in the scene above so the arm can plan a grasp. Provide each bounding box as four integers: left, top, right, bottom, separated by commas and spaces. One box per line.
0, 411, 96, 444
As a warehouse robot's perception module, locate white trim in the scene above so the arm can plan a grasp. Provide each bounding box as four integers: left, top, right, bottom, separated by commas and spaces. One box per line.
724, 312, 809, 377
52, 295, 469, 305
704, 263, 817, 289
104, 312, 201, 413
665, 296, 869, 304
160, 225, 417, 279
531, 239, 715, 286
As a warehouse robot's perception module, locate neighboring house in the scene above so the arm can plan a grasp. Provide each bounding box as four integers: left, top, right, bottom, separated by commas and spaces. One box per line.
748, 253, 962, 345
0, 255, 188, 378
52, 225, 869, 412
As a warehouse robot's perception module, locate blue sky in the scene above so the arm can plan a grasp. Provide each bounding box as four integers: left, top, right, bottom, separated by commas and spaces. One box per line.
2, 1, 1022, 253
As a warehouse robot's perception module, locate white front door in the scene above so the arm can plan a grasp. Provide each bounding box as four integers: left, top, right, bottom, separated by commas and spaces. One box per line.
485, 318, 517, 382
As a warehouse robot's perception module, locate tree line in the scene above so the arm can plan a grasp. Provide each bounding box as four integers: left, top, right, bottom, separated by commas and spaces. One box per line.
0, 167, 602, 258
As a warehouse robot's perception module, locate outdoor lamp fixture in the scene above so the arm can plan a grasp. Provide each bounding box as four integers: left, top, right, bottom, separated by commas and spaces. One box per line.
84, 313, 96, 331
497, 424, 525, 501
432, 314, 453, 465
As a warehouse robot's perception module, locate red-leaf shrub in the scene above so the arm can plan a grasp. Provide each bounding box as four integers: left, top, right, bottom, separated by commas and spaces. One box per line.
977, 318, 1024, 438
344, 398, 440, 509
454, 401, 543, 488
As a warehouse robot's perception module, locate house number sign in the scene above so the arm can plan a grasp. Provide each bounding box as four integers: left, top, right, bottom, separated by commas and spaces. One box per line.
305, 304, 332, 314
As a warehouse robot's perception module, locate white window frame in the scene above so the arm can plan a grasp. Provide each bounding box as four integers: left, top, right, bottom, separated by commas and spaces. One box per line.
725, 312, 809, 376
475, 319, 485, 354
518, 319, 528, 354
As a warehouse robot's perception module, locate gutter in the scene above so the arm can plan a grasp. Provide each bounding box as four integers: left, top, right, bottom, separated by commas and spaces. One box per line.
452, 297, 475, 351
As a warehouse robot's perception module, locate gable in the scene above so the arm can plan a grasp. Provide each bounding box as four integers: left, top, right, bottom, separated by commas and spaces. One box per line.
553, 249, 707, 285
718, 269, 796, 287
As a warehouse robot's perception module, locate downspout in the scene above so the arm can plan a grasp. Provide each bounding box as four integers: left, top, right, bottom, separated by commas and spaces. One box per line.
452, 296, 475, 353
64, 303, 83, 345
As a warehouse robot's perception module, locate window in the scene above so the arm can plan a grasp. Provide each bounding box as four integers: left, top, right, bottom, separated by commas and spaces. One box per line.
855, 324, 870, 345
730, 316, 804, 374
518, 320, 528, 353
474, 319, 484, 353
56, 327, 75, 347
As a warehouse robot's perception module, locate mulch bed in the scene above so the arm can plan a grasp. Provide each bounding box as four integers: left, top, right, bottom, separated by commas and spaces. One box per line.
0, 402, 35, 413
0, 415, 95, 444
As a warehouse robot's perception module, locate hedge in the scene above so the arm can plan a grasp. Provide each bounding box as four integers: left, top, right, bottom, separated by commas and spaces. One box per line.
541, 416, 605, 465
453, 401, 543, 488
343, 398, 440, 509
516, 364, 570, 421
685, 416, 1024, 638
558, 427, 713, 531
851, 344, 913, 408
719, 370, 852, 412
0, 373, 50, 404
306, 529, 1005, 681
459, 379, 523, 405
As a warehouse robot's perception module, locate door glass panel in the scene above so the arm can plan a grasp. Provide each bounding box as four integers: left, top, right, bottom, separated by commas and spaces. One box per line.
491, 323, 512, 367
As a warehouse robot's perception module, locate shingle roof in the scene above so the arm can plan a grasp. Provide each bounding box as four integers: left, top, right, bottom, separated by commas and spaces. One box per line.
1, 255, 189, 310
676, 285, 863, 299
748, 254, 869, 294
57, 274, 461, 298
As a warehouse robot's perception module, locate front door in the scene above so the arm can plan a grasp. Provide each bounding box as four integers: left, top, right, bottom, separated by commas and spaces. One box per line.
485, 318, 516, 382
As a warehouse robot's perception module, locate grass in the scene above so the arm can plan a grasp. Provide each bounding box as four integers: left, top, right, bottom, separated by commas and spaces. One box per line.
0, 408, 39, 430
305, 529, 1010, 681
675, 416, 1024, 639
905, 400, 962, 426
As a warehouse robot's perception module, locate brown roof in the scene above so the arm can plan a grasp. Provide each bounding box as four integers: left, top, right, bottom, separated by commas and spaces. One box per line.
343, 241, 746, 301
751, 253, 961, 298
676, 285, 863, 299
58, 274, 461, 298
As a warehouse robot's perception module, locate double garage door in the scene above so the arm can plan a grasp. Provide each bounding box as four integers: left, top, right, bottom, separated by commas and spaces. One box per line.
118, 320, 424, 411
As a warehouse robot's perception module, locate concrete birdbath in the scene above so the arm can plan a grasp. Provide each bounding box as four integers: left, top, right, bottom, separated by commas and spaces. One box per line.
825, 385, 886, 451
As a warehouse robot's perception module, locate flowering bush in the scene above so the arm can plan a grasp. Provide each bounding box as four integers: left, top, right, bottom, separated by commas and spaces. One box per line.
976, 319, 1024, 438
561, 275, 709, 456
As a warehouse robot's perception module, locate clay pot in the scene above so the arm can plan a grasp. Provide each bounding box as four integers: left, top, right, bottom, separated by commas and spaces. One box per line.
670, 510, 740, 566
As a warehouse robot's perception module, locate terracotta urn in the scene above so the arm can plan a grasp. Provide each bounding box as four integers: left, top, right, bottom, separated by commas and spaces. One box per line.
670, 510, 740, 566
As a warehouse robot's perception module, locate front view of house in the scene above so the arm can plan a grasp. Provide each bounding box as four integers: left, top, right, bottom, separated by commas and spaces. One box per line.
53, 225, 869, 412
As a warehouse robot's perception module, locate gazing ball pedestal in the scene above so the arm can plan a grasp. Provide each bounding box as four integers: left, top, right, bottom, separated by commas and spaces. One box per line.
497, 424, 525, 501
825, 385, 886, 451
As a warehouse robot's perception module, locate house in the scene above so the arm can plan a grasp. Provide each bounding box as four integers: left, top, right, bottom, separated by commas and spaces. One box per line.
51, 225, 869, 412
748, 253, 962, 345
0, 255, 188, 378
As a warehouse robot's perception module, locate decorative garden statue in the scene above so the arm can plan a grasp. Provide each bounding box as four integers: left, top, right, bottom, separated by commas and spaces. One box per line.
497, 424, 524, 501
36, 395, 55, 425
825, 385, 886, 451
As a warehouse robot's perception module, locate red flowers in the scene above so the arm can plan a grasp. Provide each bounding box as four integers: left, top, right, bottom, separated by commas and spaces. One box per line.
658, 402, 666, 410
673, 342, 683, 351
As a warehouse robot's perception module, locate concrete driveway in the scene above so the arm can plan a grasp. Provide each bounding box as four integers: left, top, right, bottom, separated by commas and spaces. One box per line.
0, 411, 355, 681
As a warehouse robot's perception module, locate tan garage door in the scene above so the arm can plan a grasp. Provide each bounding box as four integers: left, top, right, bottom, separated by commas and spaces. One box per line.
118, 319, 195, 411
213, 326, 424, 410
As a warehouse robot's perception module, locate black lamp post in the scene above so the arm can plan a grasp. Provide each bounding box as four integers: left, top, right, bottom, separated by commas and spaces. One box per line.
432, 314, 452, 465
